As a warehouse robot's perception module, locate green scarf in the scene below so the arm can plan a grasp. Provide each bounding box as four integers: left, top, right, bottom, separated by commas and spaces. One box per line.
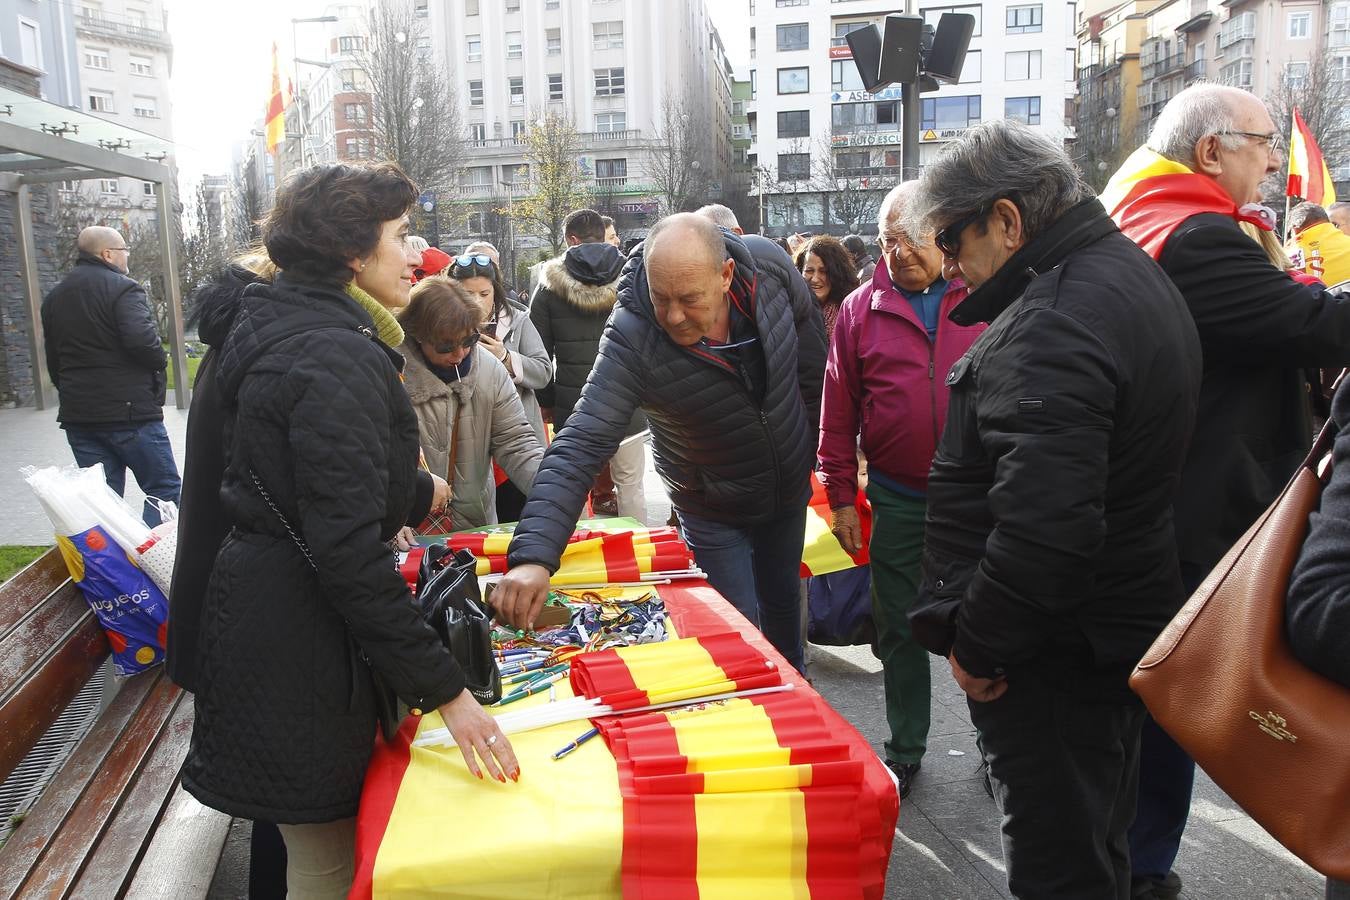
346, 282, 405, 347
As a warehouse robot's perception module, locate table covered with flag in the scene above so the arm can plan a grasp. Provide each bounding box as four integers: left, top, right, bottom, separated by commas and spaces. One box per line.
351, 581, 898, 898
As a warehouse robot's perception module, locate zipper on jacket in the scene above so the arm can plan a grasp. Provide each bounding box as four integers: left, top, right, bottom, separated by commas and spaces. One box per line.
928, 343, 939, 445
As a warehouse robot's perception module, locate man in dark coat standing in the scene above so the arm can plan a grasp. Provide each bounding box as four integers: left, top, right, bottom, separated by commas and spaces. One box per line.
907, 121, 1201, 898
1103, 83, 1350, 899
41, 225, 180, 525
493, 213, 826, 672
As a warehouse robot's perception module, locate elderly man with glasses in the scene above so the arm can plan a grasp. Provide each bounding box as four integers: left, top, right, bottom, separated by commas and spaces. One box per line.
41, 225, 181, 526
1101, 83, 1350, 900
817, 181, 983, 799
906, 120, 1201, 899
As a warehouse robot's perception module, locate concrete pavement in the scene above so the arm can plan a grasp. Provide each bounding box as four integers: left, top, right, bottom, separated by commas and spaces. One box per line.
0, 404, 1323, 898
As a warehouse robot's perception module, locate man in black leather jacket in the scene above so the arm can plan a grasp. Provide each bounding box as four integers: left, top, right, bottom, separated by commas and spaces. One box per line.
907, 121, 1201, 898
493, 213, 826, 671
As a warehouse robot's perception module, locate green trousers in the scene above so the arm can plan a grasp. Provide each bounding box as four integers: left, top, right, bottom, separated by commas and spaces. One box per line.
866, 481, 931, 765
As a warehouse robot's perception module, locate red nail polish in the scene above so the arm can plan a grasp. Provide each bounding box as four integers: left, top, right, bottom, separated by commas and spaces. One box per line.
511, 771, 520, 783
496, 772, 506, 783
475, 770, 483, 780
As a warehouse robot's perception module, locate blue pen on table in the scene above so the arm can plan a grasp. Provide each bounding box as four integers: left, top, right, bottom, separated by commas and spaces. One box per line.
552, 727, 600, 761
498, 658, 551, 677
495, 671, 567, 705
501, 663, 568, 687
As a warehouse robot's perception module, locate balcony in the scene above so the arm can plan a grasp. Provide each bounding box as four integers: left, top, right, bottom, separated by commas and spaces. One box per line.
75, 12, 171, 50
1141, 52, 1186, 81
1183, 59, 1207, 83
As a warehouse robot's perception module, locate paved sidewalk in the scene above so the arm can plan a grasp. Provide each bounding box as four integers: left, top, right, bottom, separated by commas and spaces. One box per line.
0, 404, 1324, 898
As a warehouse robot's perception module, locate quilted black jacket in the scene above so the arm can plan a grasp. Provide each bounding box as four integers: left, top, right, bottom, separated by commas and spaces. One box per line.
508, 231, 826, 572
41, 253, 167, 427
180, 275, 464, 824
911, 200, 1201, 694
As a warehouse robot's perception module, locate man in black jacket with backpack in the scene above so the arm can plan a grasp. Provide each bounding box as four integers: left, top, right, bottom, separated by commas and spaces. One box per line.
493, 213, 825, 672
41, 225, 180, 525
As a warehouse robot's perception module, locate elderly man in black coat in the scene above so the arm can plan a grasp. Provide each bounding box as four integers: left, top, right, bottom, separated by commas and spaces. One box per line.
493, 213, 826, 672
41, 225, 181, 525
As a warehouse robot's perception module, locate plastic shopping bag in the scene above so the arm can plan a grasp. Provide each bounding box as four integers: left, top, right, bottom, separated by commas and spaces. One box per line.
23, 464, 170, 675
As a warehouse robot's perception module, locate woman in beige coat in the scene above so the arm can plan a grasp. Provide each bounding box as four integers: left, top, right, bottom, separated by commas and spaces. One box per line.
399, 277, 543, 528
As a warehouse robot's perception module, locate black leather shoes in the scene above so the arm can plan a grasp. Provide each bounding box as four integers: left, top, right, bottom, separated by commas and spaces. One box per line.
886, 760, 921, 799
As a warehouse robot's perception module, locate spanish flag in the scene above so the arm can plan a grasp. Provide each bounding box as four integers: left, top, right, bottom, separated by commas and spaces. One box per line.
1287, 107, 1337, 206
264, 42, 285, 154
801, 471, 871, 577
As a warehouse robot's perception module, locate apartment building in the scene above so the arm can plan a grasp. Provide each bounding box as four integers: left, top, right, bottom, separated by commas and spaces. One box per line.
748, 0, 1078, 237
69, 0, 174, 229
0, 0, 81, 106
425, 0, 732, 252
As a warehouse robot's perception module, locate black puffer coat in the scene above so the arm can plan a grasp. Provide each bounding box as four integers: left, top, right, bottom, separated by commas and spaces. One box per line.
911, 200, 1201, 694
529, 242, 645, 436
508, 231, 826, 572
181, 275, 463, 824
41, 253, 167, 427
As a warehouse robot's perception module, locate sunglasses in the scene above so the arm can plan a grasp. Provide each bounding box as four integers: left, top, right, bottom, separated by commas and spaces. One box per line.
934, 204, 992, 258
433, 332, 481, 354
454, 254, 493, 269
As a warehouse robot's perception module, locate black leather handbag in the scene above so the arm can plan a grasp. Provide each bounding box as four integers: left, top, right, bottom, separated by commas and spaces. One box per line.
417, 545, 502, 706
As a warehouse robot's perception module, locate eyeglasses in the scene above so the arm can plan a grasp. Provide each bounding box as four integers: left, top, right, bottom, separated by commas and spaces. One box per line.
878, 230, 922, 253
934, 205, 991, 258
432, 332, 481, 354
453, 254, 493, 269
1218, 130, 1285, 153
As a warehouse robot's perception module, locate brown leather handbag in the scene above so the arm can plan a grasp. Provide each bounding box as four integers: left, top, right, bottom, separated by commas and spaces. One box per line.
1130, 418, 1350, 879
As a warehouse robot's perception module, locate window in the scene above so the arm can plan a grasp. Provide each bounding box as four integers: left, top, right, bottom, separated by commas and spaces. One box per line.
834, 21, 870, 38
777, 152, 811, 180
1219, 11, 1255, 47
1005, 50, 1042, 80
1005, 96, 1040, 125
344, 137, 371, 158
836, 150, 870, 172
461, 166, 493, 187
960, 50, 982, 82
99, 179, 119, 194
506, 0, 521, 10
465, 0, 479, 14
1285, 60, 1310, 87
777, 109, 810, 137
129, 54, 153, 76
468, 79, 484, 106
507, 32, 523, 58
81, 3, 104, 22
596, 111, 627, 131
775, 0, 808, 6
733, 99, 745, 116
143, 181, 155, 197
547, 28, 561, 55
345, 102, 367, 124
132, 95, 157, 118
1288, 11, 1311, 39
338, 35, 365, 52
548, 73, 564, 100
509, 76, 525, 105
546, 0, 560, 8
750, 69, 756, 99
1006, 5, 1043, 33
467, 35, 482, 62
593, 21, 624, 50
1195, 41, 1206, 61
777, 23, 809, 51
467, 211, 485, 232
778, 66, 809, 93
921, 95, 981, 129
1219, 58, 1253, 88
415, 0, 428, 16
84, 48, 111, 70
832, 59, 864, 92
341, 68, 368, 90
596, 158, 628, 181
595, 67, 625, 96
511, 120, 528, 142
88, 90, 115, 113
1332, 4, 1350, 47
923, 5, 982, 37
504, 163, 529, 184
469, 123, 487, 143
18, 18, 41, 70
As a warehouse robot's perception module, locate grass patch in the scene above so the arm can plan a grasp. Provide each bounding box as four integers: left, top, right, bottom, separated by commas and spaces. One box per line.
0, 545, 51, 584
162, 343, 203, 391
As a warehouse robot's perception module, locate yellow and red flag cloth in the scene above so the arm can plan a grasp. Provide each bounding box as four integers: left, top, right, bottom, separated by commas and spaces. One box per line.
1102, 145, 1275, 260
1287, 107, 1337, 206
801, 471, 870, 577
264, 42, 286, 154
352, 583, 897, 899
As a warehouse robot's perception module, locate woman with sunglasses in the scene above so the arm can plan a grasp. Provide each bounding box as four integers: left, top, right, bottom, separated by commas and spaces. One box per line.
400, 276, 544, 528
448, 254, 550, 521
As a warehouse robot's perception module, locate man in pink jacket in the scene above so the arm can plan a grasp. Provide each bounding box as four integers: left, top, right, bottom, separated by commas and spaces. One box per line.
818, 182, 985, 798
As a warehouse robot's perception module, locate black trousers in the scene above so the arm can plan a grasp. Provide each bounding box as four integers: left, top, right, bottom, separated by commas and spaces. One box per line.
968, 670, 1146, 900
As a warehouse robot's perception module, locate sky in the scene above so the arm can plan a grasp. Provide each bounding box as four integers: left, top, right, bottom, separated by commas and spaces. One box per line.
166, 0, 754, 190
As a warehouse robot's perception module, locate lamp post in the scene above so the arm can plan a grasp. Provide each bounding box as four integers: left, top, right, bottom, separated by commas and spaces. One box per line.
291, 15, 339, 169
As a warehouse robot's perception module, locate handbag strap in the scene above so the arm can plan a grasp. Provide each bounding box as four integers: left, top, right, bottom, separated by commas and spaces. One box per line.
446, 398, 462, 486
250, 468, 319, 573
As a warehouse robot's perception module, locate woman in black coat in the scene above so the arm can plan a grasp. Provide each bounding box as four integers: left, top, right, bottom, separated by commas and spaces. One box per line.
1288, 379, 1350, 900
179, 163, 519, 897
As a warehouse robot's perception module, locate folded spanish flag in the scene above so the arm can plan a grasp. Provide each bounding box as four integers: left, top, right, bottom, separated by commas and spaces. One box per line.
569, 632, 783, 710
801, 471, 871, 577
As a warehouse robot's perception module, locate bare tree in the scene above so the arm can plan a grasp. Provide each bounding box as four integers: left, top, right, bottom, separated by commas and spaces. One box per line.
646, 90, 716, 216
511, 112, 592, 255
225, 165, 265, 254
811, 138, 889, 234
1265, 51, 1350, 200
357, 3, 464, 196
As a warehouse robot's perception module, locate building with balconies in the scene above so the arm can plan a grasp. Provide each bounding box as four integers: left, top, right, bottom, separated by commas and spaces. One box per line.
1073, 0, 1161, 184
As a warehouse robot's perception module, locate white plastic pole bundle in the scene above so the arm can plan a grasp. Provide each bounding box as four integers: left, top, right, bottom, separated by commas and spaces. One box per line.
411, 683, 796, 749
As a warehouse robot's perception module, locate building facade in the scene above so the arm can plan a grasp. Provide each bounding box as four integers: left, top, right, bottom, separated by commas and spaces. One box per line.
0, 0, 81, 107
748, 0, 1078, 237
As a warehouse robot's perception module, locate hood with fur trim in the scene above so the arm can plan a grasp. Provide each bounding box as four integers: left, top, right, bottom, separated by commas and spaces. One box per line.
538, 242, 625, 312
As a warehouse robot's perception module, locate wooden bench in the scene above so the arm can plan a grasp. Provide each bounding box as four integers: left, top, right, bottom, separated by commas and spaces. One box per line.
0, 548, 231, 898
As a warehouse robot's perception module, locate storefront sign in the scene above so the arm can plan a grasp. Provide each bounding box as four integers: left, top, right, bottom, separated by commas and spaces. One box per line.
615, 200, 659, 215
831, 132, 903, 148
831, 87, 905, 104
829, 45, 853, 59
920, 128, 970, 142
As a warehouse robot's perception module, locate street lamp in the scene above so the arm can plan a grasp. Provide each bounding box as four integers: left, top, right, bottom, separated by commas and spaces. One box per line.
291, 15, 339, 168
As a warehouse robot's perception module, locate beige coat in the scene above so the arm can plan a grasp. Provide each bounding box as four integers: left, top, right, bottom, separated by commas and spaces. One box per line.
401, 340, 544, 528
